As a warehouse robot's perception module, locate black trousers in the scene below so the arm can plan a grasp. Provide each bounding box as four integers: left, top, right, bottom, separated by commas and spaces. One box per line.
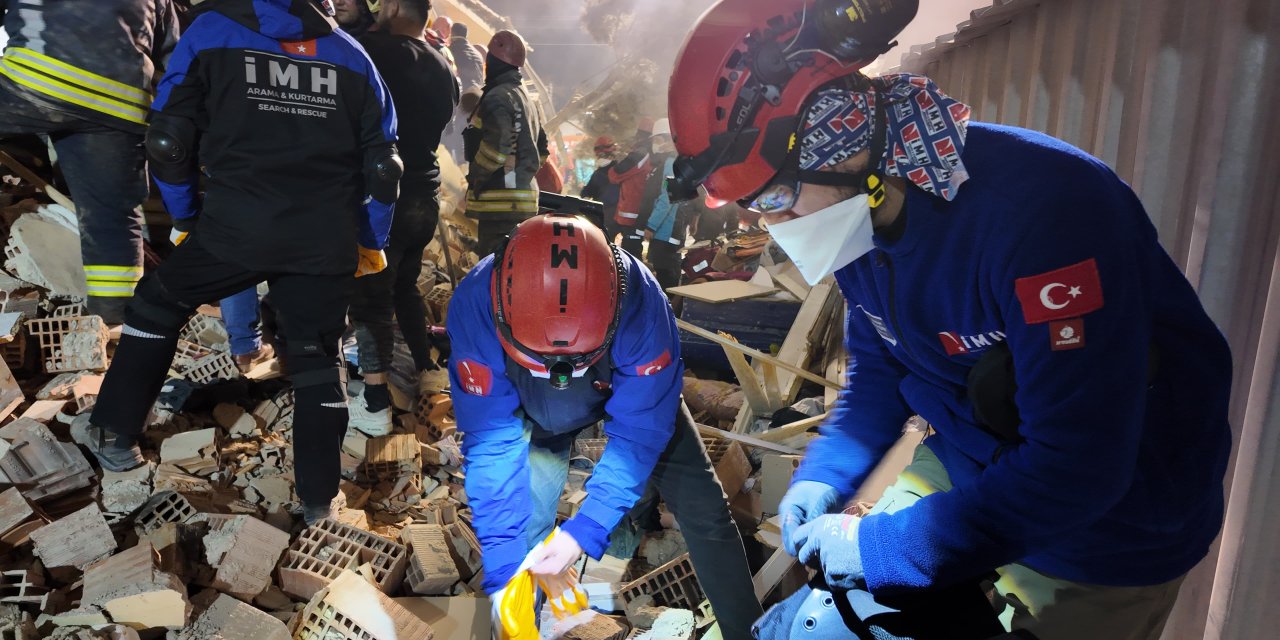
0, 86, 147, 323
90, 235, 353, 506
647, 239, 683, 291
350, 183, 439, 373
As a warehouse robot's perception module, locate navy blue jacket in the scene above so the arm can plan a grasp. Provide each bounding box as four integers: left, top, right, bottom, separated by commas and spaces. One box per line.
150, 0, 396, 274
448, 251, 684, 593
794, 123, 1233, 592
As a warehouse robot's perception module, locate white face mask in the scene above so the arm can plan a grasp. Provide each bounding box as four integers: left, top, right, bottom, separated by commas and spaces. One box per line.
766, 194, 875, 285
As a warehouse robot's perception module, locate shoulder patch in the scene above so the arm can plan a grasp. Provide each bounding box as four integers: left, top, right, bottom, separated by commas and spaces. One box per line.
456, 359, 494, 396
1014, 259, 1104, 324
635, 350, 672, 376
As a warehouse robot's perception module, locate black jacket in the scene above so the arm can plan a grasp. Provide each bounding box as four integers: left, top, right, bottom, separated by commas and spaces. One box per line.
359, 32, 458, 192
0, 0, 180, 132
151, 0, 397, 274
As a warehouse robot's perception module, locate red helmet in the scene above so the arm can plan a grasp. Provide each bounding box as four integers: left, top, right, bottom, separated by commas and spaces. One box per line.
492, 214, 623, 387
667, 0, 918, 204
488, 30, 529, 68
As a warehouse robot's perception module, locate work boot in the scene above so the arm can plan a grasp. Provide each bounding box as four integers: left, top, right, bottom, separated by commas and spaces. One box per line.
70, 413, 145, 472
302, 492, 346, 526
347, 390, 393, 437
234, 343, 275, 374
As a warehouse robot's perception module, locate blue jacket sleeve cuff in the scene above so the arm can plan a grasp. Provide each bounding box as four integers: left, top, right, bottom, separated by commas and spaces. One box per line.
480, 536, 530, 594
561, 514, 611, 559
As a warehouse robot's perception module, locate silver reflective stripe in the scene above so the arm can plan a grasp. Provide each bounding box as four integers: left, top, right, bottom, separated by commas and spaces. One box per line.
122, 324, 165, 340
17, 0, 47, 54
320, 401, 348, 409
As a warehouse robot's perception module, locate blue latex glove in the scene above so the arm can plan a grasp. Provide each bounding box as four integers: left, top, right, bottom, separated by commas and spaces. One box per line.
779, 480, 842, 555
792, 513, 865, 590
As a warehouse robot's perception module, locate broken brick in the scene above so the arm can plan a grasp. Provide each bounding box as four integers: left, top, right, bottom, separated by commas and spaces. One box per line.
200, 515, 290, 601
82, 542, 189, 630
133, 491, 202, 537
100, 462, 155, 514
619, 554, 704, 613
214, 403, 262, 439
25, 316, 108, 373
0, 488, 35, 538
401, 524, 460, 595
0, 569, 51, 611
291, 570, 434, 640
176, 591, 289, 640
701, 437, 751, 498
159, 427, 218, 477
366, 433, 421, 465
574, 438, 608, 464
30, 503, 117, 570
562, 612, 629, 640
277, 518, 407, 601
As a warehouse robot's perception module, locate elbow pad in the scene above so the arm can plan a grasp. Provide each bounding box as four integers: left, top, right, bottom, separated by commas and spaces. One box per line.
145, 116, 198, 185
365, 146, 403, 204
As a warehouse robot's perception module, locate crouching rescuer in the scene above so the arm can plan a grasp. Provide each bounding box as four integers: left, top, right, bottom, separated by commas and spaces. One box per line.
72, 0, 401, 526
448, 213, 762, 639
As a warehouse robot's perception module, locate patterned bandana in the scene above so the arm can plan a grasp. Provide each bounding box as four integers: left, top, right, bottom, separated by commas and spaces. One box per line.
799, 74, 972, 201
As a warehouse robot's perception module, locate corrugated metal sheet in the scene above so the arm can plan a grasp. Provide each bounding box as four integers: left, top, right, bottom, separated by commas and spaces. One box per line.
894, 1, 1280, 638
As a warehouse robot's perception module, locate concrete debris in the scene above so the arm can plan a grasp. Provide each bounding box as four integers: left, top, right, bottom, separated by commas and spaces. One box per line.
0, 488, 36, 539
213, 403, 262, 440
2, 205, 85, 298
639, 529, 688, 569
620, 554, 705, 613
100, 463, 155, 514
159, 427, 218, 477
0, 603, 39, 639
631, 608, 696, 640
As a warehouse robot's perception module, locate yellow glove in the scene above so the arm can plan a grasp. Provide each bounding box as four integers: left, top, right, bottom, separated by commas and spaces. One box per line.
494, 570, 538, 640
355, 246, 387, 278
529, 528, 588, 620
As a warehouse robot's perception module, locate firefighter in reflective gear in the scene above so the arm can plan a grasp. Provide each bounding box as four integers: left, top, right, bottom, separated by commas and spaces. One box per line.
0, 0, 180, 323
463, 29, 548, 256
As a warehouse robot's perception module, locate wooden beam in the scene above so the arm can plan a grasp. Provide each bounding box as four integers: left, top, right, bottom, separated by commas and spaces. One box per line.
677, 319, 841, 390
0, 151, 76, 213
773, 282, 840, 403
760, 362, 783, 410
756, 413, 828, 443
721, 340, 771, 414
696, 423, 801, 456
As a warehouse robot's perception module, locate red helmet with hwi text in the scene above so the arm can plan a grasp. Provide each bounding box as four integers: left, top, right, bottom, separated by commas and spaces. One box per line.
492, 214, 624, 389
666, 0, 918, 205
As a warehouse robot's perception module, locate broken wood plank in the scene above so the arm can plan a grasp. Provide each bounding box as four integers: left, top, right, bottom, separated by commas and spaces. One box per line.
756, 413, 829, 443
666, 280, 777, 304
694, 424, 800, 456
676, 319, 840, 390
772, 282, 840, 403
720, 339, 770, 415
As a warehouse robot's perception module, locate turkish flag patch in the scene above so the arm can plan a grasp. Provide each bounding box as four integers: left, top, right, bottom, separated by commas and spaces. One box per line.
635, 350, 672, 376
1014, 258, 1105, 324
280, 39, 318, 57
456, 359, 494, 396
1050, 318, 1086, 351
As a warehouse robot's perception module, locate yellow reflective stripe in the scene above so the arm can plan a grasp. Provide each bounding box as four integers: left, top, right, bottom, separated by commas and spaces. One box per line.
465, 199, 539, 213
5, 48, 151, 107
86, 282, 138, 296
86, 290, 135, 298
0, 61, 148, 125
473, 189, 537, 200
84, 265, 143, 277
86, 275, 142, 283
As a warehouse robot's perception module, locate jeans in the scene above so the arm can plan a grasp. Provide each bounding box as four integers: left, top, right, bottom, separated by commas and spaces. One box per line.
647, 239, 683, 291
350, 183, 440, 373
220, 287, 262, 357
524, 401, 763, 640
90, 234, 353, 507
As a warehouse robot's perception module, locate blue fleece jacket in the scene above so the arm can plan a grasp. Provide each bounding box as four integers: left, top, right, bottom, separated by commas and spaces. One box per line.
448, 251, 684, 593
793, 123, 1233, 592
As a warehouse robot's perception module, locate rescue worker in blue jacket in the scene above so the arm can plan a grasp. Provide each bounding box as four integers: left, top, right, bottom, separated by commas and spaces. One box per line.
666, 2, 1234, 638
447, 213, 761, 639
75, 0, 400, 527
0, 0, 180, 323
